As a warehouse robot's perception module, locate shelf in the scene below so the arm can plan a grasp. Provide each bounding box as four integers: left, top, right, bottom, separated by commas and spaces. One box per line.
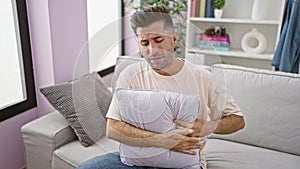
187, 47, 274, 60
189, 17, 280, 25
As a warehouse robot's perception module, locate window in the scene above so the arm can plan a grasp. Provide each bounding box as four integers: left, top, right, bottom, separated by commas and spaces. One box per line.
0, 0, 36, 122
87, 0, 122, 72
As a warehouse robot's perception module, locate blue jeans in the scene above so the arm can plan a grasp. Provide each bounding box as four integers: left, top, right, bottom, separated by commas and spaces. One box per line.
76, 152, 202, 169
76, 152, 161, 169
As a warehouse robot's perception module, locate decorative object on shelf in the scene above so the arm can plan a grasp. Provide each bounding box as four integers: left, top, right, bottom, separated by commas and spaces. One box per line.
251, 0, 282, 20
213, 0, 225, 19
241, 28, 267, 54
204, 26, 227, 36
199, 26, 230, 51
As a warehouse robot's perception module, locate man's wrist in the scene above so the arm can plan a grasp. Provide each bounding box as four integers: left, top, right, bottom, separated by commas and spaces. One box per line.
149, 133, 165, 148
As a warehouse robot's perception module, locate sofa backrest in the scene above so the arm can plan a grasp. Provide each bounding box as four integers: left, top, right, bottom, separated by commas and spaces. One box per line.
112, 56, 144, 92
112, 56, 300, 155
211, 64, 300, 156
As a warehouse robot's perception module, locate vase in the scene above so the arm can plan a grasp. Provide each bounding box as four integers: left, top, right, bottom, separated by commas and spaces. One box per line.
241, 28, 267, 54
214, 9, 223, 19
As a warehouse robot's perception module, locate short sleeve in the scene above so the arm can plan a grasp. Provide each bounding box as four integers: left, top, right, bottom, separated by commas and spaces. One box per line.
106, 65, 135, 121
208, 72, 243, 121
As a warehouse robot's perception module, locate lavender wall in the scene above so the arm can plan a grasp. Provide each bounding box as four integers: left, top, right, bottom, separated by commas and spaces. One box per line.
0, 0, 89, 168
0, 109, 37, 169
27, 0, 55, 117
49, 0, 89, 83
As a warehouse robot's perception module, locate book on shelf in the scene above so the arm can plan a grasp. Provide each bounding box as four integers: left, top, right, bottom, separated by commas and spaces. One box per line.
195, 0, 201, 17
190, 0, 196, 17
205, 0, 214, 18
191, 0, 201, 17
190, 0, 209, 18
199, 0, 206, 18
199, 34, 230, 51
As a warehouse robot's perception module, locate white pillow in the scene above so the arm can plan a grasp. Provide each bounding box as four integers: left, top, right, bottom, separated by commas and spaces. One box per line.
116, 88, 201, 168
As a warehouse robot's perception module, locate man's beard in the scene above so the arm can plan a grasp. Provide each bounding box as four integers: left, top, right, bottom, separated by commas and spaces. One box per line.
146, 51, 173, 70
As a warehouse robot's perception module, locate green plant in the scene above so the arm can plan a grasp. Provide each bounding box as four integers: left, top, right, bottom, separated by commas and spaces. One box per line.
213, 0, 225, 9
124, 0, 188, 58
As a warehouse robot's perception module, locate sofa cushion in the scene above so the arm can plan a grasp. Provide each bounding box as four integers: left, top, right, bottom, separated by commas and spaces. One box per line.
211, 64, 300, 156
116, 88, 201, 168
203, 138, 300, 169
112, 56, 144, 92
40, 72, 112, 147
52, 138, 119, 169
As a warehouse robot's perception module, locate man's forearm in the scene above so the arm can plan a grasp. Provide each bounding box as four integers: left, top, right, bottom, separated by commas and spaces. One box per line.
108, 118, 204, 155
106, 118, 161, 147
214, 114, 245, 134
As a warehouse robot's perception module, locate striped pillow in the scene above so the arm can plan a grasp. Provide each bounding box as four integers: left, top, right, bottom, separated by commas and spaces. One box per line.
40, 72, 112, 147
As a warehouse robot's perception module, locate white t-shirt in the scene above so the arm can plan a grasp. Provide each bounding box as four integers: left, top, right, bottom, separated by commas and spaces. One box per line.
106, 60, 243, 168
107, 60, 242, 120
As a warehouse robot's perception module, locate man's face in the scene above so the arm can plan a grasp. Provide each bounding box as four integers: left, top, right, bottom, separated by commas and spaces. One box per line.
136, 21, 177, 71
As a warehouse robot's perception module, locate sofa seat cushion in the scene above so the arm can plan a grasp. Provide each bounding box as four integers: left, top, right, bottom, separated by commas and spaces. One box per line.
52, 137, 119, 169
203, 138, 300, 169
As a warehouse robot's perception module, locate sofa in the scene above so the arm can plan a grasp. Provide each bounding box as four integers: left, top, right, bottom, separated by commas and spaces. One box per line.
21, 56, 300, 169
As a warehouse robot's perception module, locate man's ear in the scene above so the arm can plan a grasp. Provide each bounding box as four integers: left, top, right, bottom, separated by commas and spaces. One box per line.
173, 32, 178, 45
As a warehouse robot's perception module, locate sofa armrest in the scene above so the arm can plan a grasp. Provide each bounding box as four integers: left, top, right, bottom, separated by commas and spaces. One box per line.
21, 111, 77, 169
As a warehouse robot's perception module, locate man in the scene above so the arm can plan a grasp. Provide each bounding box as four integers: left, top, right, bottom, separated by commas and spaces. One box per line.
77, 5, 245, 169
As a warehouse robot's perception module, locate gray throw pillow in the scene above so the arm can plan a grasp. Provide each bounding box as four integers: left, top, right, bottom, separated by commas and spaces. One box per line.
116, 88, 201, 168
40, 72, 112, 147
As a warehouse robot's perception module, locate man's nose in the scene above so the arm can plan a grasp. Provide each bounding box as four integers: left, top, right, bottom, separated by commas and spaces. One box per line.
148, 42, 158, 54
148, 42, 154, 54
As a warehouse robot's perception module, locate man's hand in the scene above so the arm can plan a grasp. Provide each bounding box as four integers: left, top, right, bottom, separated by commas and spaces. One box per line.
175, 118, 219, 137
107, 118, 203, 153
107, 118, 210, 155
159, 128, 204, 155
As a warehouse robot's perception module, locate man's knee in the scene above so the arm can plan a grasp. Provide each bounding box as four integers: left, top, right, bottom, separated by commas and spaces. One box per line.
76, 152, 121, 169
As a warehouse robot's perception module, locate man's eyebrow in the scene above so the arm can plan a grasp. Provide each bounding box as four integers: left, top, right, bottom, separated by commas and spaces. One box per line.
138, 35, 165, 42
